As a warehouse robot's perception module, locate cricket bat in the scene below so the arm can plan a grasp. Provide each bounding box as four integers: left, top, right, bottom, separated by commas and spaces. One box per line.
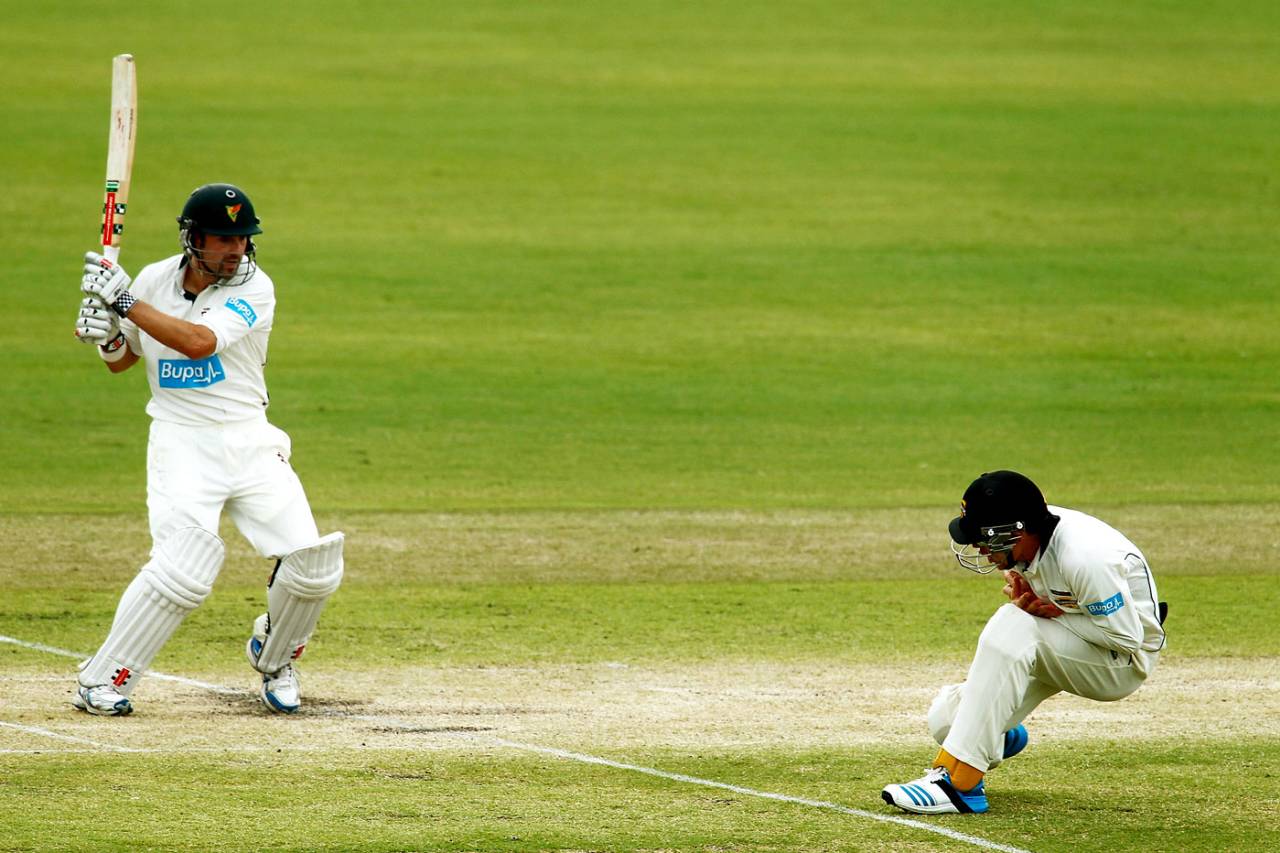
100, 54, 137, 264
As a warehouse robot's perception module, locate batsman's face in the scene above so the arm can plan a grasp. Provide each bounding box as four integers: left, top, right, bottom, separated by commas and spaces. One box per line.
209, 234, 248, 274
197, 233, 249, 276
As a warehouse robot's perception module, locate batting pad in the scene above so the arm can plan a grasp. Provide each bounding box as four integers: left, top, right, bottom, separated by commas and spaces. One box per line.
79, 526, 225, 695
251, 532, 344, 674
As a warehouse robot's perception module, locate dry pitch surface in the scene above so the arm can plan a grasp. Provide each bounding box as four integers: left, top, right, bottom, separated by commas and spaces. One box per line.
1, 656, 1277, 759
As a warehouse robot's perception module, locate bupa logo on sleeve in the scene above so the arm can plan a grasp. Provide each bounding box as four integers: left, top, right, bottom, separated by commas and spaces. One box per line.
158, 356, 226, 388
224, 298, 258, 327
1085, 592, 1126, 617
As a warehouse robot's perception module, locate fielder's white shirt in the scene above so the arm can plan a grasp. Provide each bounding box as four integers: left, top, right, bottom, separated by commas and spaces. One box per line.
1018, 505, 1165, 666
120, 254, 275, 425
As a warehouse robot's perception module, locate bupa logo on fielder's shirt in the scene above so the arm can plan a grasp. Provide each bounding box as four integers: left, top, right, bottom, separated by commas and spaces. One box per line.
1085, 592, 1125, 617
225, 298, 257, 326
158, 355, 226, 388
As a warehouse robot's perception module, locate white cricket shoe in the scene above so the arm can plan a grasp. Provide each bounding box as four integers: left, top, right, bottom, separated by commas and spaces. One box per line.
72, 683, 133, 717
246, 617, 302, 714
881, 767, 989, 814
258, 663, 301, 714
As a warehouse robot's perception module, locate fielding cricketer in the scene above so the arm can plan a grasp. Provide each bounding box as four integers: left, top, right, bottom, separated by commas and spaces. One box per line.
71, 183, 344, 717
882, 470, 1166, 814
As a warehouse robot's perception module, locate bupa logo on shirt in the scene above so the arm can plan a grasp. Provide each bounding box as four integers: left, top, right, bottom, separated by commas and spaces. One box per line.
158, 355, 226, 388
225, 298, 258, 327
1085, 592, 1126, 617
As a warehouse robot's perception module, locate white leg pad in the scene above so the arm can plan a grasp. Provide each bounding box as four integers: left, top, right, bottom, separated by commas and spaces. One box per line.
79, 527, 225, 695
250, 532, 344, 673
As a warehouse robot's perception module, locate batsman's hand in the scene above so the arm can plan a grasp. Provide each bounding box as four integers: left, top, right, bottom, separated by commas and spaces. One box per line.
74, 296, 121, 345
81, 251, 136, 316
1003, 570, 1064, 619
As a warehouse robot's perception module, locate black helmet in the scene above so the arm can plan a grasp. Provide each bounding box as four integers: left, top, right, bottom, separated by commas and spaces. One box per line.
176, 183, 261, 286
948, 470, 1054, 574
177, 183, 263, 236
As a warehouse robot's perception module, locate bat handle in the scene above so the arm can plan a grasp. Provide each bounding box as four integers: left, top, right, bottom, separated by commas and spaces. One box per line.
102, 246, 121, 265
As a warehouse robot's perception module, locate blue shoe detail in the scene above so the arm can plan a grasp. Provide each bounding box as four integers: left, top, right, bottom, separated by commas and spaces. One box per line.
1003, 724, 1028, 759
262, 679, 298, 714
959, 780, 987, 812
913, 784, 936, 806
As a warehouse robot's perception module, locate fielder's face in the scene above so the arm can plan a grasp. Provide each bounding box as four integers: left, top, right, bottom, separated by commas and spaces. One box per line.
981, 531, 1039, 570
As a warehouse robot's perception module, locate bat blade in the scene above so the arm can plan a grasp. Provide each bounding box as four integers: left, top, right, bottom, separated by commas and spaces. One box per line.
101, 54, 137, 264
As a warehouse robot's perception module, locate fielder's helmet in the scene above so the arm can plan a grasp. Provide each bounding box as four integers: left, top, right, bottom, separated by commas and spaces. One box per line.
948, 470, 1053, 573
177, 183, 263, 236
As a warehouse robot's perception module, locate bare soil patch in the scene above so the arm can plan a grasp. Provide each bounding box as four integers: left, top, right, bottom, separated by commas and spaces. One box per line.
1, 657, 1273, 757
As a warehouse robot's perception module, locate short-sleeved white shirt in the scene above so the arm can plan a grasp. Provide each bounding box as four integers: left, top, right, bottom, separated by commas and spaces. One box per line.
120, 254, 276, 425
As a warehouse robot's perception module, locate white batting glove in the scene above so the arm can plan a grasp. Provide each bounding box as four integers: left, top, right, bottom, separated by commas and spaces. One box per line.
74, 297, 120, 345
81, 251, 137, 316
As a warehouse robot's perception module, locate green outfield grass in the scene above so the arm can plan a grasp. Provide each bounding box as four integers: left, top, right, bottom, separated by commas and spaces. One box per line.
5, 0, 1280, 512
3, 1, 1279, 851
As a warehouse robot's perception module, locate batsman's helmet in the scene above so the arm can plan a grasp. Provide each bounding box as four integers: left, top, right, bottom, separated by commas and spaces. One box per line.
948, 470, 1053, 573
177, 183, 262, 236
177, 183, 261, 286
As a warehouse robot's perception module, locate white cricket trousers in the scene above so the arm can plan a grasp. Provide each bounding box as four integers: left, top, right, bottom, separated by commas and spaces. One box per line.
147, 416, 319, 559
928, 603, 1158, 771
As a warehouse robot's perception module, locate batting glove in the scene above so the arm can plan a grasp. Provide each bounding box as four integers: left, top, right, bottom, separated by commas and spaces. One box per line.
81, 251, 136, 316
74, 296, 120, 345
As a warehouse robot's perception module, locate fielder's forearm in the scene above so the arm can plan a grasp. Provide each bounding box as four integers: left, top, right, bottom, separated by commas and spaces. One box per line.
123, 302, 217, 359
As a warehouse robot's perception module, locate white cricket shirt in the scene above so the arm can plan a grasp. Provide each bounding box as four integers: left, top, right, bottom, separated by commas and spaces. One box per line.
1019, 505, 1165, 668
119, 254, 276, 425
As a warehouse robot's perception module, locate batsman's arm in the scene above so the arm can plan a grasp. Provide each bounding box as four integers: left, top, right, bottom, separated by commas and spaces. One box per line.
82, 252, 216, 359
122, 301, 217, 359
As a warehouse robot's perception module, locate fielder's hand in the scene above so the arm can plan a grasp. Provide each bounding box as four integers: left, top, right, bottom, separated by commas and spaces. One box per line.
1003, 570, 1064, 619
81, 251, 137, 316
74, 296, 120, 345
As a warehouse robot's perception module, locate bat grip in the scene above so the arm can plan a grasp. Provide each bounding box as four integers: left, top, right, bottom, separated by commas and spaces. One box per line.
103, 246, 121, 264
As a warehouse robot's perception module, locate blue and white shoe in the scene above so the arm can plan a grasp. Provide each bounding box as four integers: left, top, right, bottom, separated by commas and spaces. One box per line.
246, 614, 301, 714
72, 683, 133, 717
1003, 724, 1029, 760
258, 663, 301, 714
881, 767, 989, 814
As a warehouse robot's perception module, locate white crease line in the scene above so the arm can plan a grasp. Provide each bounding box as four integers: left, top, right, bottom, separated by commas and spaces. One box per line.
4, 633, 1032, 852
0, 740, 485, 756
494, 740, 1034, 853
0, 720, 143, 753
0, 634, 248, 696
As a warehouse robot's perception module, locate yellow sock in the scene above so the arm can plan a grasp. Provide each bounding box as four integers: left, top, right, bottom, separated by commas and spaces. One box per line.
933, 748, 985, 792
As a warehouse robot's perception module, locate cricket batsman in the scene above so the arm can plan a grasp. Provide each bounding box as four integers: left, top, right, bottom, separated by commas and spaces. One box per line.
881, 470, 1166, 813
72, 183, 344, 716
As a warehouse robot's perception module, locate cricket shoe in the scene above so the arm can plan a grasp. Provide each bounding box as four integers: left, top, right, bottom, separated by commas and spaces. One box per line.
246, 618, 301, 714
881, 767, 989, 814
257, 663, 301, 714
1003, 724, 1028, 759
72, 683, 133, 717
